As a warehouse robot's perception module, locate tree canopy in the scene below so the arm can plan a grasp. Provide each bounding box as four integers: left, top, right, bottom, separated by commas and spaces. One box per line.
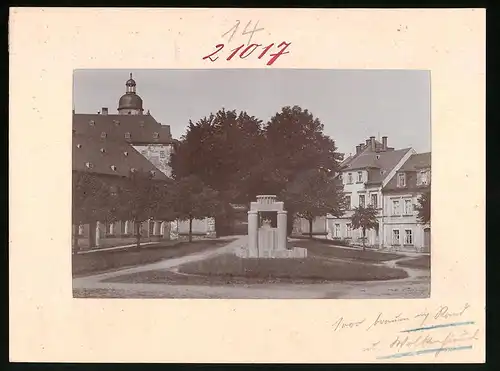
416, 189, 431, 225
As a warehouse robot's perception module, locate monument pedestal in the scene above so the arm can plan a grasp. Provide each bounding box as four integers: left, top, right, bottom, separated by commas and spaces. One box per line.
237, 195, 308, 259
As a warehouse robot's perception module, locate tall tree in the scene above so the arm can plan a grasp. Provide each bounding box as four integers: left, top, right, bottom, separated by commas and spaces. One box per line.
264, 106, 343, 188
116, 170, 170, 249
350, 205, 379, 251
415, 189, 431, 225
281, 168, 346, 238
171, 175, 221, 242
72, 171, 117, 251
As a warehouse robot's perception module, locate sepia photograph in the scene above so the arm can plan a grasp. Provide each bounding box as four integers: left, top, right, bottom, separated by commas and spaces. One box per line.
72, 69, 431, 299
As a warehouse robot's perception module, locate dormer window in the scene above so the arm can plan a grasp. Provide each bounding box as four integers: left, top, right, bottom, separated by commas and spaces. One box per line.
113, 120, 120, 125
100, 132, 107, 139
153, 132, 159, 139
150, 170, 156, 177
76, 144, 82, 148
110, 165, 117, 171
85, 162, 93, 169
130, 168, 137, 173
100, 148, 106, 154
123, 151, 129, 157
124, 132, 131, 139
376, 155, 380, 160
397, 173, 406, 187
89, 120, 95, 126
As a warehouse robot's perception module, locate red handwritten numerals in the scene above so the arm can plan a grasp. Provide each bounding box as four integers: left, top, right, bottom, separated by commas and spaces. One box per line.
203, 42, 291, 66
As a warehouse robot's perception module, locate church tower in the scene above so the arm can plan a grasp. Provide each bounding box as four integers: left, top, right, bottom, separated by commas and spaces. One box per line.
117, 73, 144, 115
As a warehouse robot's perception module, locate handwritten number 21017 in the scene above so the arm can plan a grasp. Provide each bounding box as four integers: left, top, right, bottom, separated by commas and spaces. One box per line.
203, 42, 291, 66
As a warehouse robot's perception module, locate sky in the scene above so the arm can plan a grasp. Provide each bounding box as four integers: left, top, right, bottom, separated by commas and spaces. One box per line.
73, 69, 430, 156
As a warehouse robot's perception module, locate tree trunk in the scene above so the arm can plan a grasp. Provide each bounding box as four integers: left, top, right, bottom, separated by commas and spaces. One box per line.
88, 221, 96, 248
135, 221, 141, 249
362, 228, 366, 251
308, 218, 313, 239
188, 217, 193, 243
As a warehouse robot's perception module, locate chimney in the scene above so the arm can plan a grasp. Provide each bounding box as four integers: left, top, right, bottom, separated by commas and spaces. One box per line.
382, 136, 388, 151
365, 138, 371, 146
102, 107, 108, 115
370, 136, 376, 151
355, 145, 361, 154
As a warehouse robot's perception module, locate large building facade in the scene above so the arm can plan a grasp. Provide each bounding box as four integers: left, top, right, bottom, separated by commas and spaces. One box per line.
72, 74, 214, 249
296, 136, 431, 253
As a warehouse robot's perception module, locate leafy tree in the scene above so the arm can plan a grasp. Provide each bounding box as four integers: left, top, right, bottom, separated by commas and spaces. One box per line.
264, 106, 343, 188
72, 171, 118, 251
350, 205, 379, 251
415, 190, 431, 225
171, 175, 221, 242
115, 170, 171, 249
281, 168, 346, 238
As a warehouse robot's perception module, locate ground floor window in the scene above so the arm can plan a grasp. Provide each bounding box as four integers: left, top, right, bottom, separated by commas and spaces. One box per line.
392, 229, 400, 245
78, 225, 84, 236
404, 229, 413, 245
346, 223, 352, 238
334, 223, 340, 237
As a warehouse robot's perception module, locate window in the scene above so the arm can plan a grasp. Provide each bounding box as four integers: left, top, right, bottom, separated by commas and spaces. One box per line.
397, 173, 406, 187
359, 195, 365, 208
85, 162, 93, 169
345, 195, 351, 209
160, 150, 166, 158
124, 132, 131, 139
100, 148, 106, 153
110, 165, 117, 171
418, 170, 429, 186
357, 171, 363, 183
100, 132, 107, 139
89, 120, 95, 126
334, 224, 341, 237
150, 170, 156, 177
78, 225, 84, 236
347, 173, 353, 184
153, 132, 159, 139
113, 120, 120, 125
141, 150, 147, 155
346, 223, 352, 238
392, 200, 400, 215
338, 173, 343, 180
392, 230, 400, 245
404, 199, 413, 215
404, 229, 413, 245
76, 144, 82, 148
371, 194, 378, 208
123, 151, 129, 157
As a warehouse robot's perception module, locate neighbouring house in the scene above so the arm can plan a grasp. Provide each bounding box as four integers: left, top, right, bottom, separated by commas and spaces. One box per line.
296, 135, 430, 252
72, 73, 215, 249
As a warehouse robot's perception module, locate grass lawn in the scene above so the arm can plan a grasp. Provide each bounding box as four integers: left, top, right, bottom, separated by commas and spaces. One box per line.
72, 239, 234, 277
397, 255, 431, 270
104, 253, 409, 285
293, 239, 403, 262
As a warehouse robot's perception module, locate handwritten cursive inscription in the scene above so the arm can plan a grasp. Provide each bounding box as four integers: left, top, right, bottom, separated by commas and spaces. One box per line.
366, 312, 410, 331
332, 316, 366, 332
202, 42, 291, 66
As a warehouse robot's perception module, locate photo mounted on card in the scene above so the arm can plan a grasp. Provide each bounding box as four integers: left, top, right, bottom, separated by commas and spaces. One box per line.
9, 8, 485, 363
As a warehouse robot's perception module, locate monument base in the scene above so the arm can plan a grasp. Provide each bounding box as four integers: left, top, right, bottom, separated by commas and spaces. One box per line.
235, 246, 308, 259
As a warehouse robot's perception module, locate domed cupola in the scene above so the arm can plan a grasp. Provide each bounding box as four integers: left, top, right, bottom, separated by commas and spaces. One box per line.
118, 73, 144, 115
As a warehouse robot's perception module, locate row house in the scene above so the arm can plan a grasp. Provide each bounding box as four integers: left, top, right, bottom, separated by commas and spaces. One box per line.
325, 136, 431, 252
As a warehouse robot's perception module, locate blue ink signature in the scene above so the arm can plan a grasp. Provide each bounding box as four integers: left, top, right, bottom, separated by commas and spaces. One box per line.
377, 345, 472, 360
401, 321, 476, 333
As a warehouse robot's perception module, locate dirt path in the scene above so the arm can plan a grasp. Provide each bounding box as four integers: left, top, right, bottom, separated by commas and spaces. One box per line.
73, 236, 430, 299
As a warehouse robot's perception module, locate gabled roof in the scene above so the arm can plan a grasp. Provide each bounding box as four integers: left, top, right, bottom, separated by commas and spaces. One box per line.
400, 152, 431, 171
342, 148, 412, 184
73, 113, 174, 145
383, 152, 431, 192
72, 133, 169, 180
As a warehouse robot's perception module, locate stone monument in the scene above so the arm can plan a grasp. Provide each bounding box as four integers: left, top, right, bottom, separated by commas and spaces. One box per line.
236, 195, 307, 258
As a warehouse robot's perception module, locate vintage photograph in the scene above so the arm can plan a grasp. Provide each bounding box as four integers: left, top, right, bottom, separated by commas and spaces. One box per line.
72, 69, 431, 299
